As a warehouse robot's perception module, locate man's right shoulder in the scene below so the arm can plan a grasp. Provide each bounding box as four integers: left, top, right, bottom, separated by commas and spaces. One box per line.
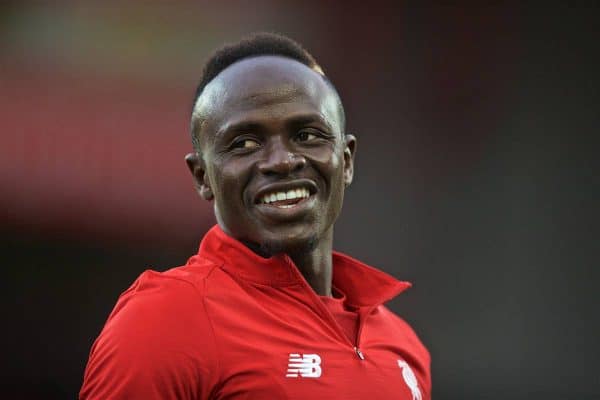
106, 256, 224, 322
81, 257, 223, 399
125, 256, 221, 298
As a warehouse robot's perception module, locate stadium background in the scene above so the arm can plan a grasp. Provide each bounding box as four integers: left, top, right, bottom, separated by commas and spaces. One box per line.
1, 2, 598, 398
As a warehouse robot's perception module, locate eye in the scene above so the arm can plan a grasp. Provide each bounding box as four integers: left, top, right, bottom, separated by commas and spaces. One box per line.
231, 138, 260, 150
296, 130, 318, 142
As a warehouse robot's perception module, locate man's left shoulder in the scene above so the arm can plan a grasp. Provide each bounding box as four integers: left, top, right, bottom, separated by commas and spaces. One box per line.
374, 305, 430, 357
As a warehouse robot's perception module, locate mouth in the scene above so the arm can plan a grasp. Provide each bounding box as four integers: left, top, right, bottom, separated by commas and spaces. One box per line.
258, 187, 311, 208
253, 180, 318, 214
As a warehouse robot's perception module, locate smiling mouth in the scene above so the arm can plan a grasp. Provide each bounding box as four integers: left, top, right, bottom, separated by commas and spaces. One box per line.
257, 187, 311, 209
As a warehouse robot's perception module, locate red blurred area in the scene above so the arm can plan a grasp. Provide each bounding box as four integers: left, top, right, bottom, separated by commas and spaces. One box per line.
1, 63, 213, 243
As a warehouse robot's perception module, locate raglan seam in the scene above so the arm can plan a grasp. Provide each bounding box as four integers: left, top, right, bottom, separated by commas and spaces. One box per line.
200, 264, 223, 398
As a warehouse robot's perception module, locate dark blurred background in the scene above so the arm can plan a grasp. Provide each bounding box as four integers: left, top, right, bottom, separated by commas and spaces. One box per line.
1, 2, 598, 399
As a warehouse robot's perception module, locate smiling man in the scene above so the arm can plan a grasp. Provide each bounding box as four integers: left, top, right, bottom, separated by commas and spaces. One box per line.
81, 33, 431, 400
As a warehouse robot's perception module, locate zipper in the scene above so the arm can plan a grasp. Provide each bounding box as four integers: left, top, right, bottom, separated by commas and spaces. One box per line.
281, 254, 374, 362
353, 306, 376, 360
354, 346, 365, 360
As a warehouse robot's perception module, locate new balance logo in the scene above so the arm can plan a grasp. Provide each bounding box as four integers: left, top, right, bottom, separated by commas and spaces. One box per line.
285, 353, 322, 378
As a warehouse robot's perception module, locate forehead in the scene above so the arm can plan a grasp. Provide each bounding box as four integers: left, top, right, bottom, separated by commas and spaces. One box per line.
193, 56, 343, 136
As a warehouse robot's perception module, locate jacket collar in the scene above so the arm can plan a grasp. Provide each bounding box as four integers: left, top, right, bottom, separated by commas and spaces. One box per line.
195, 225, 411, 308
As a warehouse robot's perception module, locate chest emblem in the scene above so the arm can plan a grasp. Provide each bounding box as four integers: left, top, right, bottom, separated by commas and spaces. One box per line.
285, 353, 322, 378
397, 360, 422, 400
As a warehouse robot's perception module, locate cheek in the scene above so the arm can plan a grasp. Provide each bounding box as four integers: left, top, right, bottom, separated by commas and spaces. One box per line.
209, 160, 251, 204
309, 148, 346, 209
309, 145, 342, 175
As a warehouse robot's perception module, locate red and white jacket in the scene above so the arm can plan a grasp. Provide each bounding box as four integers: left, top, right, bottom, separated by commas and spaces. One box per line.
81, 225, 431, 399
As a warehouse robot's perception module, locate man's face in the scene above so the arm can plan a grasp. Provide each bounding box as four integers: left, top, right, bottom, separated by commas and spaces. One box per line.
187, 56, 355, 254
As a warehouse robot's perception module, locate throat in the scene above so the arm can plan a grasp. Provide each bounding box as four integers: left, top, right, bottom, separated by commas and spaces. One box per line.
288, 244, 333, 297
239, 228, 335, 296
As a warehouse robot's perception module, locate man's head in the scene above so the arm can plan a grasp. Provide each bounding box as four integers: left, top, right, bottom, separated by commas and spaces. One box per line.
186, 33, 356, 255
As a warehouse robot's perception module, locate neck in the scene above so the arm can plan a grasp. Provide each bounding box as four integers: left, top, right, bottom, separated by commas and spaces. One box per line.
287, 230, 334, 297
238, 228, 334, 296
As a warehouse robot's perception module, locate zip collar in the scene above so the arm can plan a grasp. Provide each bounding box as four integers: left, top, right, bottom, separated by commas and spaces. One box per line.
194, 225, 411, 308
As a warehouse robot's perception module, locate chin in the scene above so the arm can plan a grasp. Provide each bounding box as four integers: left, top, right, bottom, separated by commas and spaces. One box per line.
256, 230, 319, 257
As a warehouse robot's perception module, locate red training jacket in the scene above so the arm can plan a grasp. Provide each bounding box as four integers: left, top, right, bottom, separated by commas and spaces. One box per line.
81, 225, 431, 399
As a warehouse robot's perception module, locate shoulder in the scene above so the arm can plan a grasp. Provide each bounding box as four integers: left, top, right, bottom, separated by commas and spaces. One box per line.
376, 305, 431, 394
378, 306, 430, 359
122, 254, 222, 302
140, 255, 221, 292
102, 258, 223, 345
80, 260, 222, 399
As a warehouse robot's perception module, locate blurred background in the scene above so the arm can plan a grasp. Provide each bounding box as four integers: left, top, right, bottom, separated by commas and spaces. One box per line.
1, 1, 598, 398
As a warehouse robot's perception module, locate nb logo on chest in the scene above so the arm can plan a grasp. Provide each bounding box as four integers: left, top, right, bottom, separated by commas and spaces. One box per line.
285, 353, 322, 378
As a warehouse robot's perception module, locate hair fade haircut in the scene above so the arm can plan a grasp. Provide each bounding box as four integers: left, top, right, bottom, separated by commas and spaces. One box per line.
190, 32, 341, 150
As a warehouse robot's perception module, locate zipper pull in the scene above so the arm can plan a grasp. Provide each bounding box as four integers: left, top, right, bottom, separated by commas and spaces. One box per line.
354, 346, 365, 360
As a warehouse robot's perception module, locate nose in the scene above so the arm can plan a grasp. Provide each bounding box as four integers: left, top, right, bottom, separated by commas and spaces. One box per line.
258, 138, 306, 176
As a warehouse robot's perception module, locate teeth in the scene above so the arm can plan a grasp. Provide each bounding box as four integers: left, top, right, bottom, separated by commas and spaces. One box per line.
260, 187, 311, 205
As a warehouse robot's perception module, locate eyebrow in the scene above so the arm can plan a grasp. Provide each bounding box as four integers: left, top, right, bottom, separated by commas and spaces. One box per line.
216, 113, 332, 138
216, 121, 263, 138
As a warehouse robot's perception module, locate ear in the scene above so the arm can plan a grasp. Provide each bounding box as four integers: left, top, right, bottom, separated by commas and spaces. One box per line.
343, 134, 357, 186
185, 152, 214, 201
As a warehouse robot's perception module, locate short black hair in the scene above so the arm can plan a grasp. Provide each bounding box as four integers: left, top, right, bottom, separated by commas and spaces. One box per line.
190, 32, 344, 150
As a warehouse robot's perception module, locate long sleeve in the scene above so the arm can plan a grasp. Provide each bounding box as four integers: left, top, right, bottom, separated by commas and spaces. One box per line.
80, 271, 219, 400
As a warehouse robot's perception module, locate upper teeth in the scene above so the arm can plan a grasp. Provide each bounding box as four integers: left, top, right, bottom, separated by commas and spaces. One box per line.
260, 188, 310, 204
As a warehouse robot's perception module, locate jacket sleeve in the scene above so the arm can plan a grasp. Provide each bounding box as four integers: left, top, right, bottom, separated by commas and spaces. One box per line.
80, 271, 219, 400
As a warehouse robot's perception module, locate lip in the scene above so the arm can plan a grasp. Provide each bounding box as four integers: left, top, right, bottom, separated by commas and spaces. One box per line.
252, 179, 318, 205
251, 179, 319, 221
254, 195, 317, 221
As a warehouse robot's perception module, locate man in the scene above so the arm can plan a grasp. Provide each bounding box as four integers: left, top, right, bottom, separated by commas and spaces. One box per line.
81, 33, 431, 399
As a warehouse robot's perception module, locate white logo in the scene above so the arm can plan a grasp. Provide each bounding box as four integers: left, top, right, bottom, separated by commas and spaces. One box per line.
398, 360, 422, 400
286, 353, 322, 378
